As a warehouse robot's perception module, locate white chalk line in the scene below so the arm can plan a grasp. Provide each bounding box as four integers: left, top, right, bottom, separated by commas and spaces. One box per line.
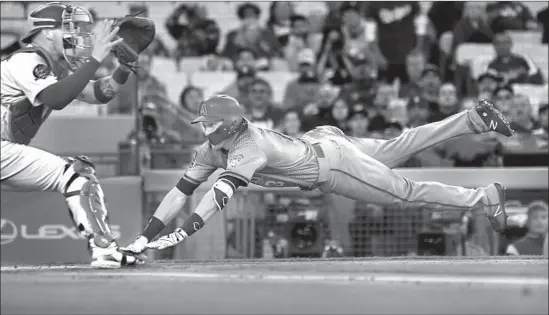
1, 265, 547, 286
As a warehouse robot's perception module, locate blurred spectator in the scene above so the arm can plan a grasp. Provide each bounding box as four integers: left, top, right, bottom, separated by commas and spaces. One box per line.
367, 83, 398, 134
221, 3, 282, 64
279, 109, 304, 137
328, 98, 351, 133
417, 64, 443, 111
179, 86, 204, 115
487, 31, 545, 85
233, 47, 264, 71
533, 103, 548, 149
219, 65, 257, 103
245, 78, 283, 130
538, 5, 549, 44
492, 84, 514, 116
337, 51, 379, 107
509, 94, 537, 134
109, 52, 167, 115
443, 132, 504, 167
284, 15, 323, 70
399, 50, 426, 99
457, 212, 489, 256
282, 51, 322, 110
300, 83, 341, 131
266, 2, 294, 48
406, 96, 430, 128
430, 83, 460, 122
166, 4, 220, 70
383, 120, 404, 139
129, 4, 169, 58
450, 2, 495, 49
347, 104, 370, 137
427, 1, 465, 68
366, 1, 427, 83
475, 69, 503, 101
506, 201, 548, 256
486, 2, 539, 31
201, 54, 234, 71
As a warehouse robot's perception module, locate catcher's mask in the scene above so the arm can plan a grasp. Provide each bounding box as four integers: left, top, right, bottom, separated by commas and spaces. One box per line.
191, 95, 245, 147
22, 2, 94, 70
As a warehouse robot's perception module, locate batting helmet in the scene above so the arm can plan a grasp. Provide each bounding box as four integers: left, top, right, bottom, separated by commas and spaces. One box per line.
22, 2, 95, 70
191, 95, 245, 146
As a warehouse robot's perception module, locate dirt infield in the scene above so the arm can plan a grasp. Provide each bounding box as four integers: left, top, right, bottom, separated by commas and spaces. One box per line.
1, 257, 548, 314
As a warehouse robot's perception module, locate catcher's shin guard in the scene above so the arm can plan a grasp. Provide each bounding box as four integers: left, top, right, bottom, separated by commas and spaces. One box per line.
62, 156, 115, 247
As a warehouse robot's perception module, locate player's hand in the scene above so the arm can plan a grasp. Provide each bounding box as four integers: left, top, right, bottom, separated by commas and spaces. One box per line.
146, 228, 187, 250
91, 19, 123, 62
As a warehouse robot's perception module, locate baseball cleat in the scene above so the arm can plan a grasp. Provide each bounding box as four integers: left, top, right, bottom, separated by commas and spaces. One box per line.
475, 99, 514, 137
485, 182, 508, 233
89, 239, 145, 269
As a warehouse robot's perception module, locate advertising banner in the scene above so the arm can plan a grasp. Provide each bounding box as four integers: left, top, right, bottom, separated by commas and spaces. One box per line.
1, 177, 143, 265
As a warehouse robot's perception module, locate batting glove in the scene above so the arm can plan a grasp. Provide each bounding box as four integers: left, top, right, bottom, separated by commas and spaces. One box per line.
146, 228, 187, 250
119, 235, 149, 258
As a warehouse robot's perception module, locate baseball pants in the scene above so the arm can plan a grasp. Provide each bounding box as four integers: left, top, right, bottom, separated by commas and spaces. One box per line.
306, 109, 500, 211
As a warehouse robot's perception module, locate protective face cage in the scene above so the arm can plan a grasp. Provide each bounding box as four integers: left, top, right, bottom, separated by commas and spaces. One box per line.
60, 4, 94, 69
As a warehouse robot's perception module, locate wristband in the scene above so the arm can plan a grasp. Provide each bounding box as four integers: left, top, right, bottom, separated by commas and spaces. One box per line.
112, 66, 130, 85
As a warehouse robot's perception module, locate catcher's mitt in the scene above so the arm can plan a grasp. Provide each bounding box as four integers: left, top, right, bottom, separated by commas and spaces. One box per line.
111, 16, 155, 67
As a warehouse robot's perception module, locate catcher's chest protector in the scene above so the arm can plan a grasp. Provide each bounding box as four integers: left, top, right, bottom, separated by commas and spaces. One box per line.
1, 47, 68, 145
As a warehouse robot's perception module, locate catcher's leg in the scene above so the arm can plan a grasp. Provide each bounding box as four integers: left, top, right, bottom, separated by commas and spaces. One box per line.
347, 101, 512, 168
61, 156, 143, 268
1, 142, 140, 268
319, 140, 507, 232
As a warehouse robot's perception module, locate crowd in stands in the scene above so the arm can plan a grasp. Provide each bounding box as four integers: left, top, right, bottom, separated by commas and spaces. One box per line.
2, 1, 548, 168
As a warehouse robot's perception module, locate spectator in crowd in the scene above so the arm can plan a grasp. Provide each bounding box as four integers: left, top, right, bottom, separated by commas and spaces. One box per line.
383, 120, 404, 139
130, 4, 170, 58
457, 212, 489, 256
537, 5, 549, 44
450, 2, 495, 51
509, 94, 537, 134
221, 3, 281, 64
347, 104, 370, 138
487, 31, 545, 85
486, 1, 539, 31
506, 201, 549, 256
282, 50, 322, 111
406, 96, 430, 129
399, 49, 426, 99
366, 1, 426, 83
443, 132, 504, 167
366, 83, 398, 134
279, 109, 303, 137
246, 78, 283, 130
300, 82, 342, 131
417, 64, 443, 112
266, 1, 294, 49
232, 47, 263, 71
166, 3, 220, 70
327, 98, 351, 133
533, 103, 548, 149
430, 82, 460, 122
219, 65, 258, 104
475, 69, 503, 101
284, 15, 323, 71
109, 52, 167, 115
337, 51, 379, 108
427, 1, 465, 68
179, 86, 204, 115
492, 84, 514, 116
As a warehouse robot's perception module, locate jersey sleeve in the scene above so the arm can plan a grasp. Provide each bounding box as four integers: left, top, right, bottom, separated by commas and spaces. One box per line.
182, 142, 218, 185
220, 131, 267, 185
8, 53, 58, 106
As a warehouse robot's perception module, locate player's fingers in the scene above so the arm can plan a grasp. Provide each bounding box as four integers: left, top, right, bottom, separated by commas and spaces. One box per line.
104, 26, 120, 42
106, 37, 124, 50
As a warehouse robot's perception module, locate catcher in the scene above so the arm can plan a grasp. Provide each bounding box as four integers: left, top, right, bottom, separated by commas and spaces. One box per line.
121, 95, 512, 254
1, 2, 154, 268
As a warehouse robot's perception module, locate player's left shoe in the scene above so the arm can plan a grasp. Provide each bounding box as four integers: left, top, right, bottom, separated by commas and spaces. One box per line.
485, 182, 508, 233
88, 238, 145, 269
475, 99, 514, 137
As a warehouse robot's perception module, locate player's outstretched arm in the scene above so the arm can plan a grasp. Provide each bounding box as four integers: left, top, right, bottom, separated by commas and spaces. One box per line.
76, 63, 132, 104
146, 177, 241, 250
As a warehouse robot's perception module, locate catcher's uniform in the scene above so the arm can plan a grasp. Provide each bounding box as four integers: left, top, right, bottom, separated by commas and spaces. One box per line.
184, 112, 500, 212
1, 46, 71, 192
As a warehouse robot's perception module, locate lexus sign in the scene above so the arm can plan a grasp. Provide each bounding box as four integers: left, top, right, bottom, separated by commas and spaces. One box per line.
0, 218, 121, 245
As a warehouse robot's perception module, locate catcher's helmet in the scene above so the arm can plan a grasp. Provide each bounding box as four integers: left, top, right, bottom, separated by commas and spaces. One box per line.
22, 2, 94, 70
191, 95, 245, 146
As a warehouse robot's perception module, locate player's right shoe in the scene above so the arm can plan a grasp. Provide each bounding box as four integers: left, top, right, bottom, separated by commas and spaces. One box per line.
475, 99, 514, 137
485, 182, 508, 233
88, 238, 145, 269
